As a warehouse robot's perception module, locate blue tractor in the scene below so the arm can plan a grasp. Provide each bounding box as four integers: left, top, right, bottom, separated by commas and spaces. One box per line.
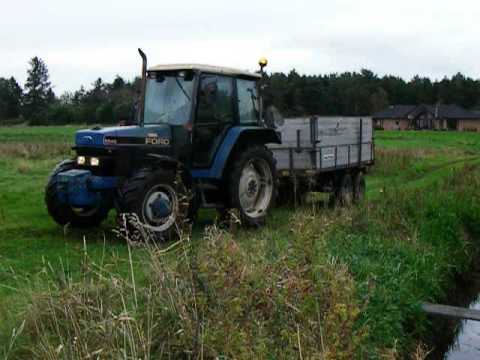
45, 50, 280, 239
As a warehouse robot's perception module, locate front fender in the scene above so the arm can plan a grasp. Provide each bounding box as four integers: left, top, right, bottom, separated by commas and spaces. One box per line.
191, 126, 280, 179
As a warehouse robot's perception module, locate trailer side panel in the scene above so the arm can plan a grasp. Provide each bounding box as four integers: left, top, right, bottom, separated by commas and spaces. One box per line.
269, 116, 373, 172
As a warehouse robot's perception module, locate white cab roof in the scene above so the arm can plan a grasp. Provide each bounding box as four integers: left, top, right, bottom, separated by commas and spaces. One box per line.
148, 63, 261, 79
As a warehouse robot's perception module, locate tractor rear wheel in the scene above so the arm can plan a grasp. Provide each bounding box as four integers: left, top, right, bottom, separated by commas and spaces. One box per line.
227, 146, 277, 227
45, 159, 110, 227
117, 168, 191, 241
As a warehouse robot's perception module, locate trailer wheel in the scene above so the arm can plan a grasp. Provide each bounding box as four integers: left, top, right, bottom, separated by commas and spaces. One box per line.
228, 146, 277, 227
332, 173, 353, 207
353, 172, 366, 203
117, 168, 191, 241
45, 160, 110, 228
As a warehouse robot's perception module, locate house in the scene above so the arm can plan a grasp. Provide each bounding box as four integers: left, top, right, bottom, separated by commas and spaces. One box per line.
372, 104, 480, 131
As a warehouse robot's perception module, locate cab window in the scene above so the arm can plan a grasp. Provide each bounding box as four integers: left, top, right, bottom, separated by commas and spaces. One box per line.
237, 79, 259, 124
197, 75, 234, 124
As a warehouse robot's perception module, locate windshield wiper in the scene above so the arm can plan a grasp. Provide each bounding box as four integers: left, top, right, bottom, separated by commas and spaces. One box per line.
175, 77, 191, 101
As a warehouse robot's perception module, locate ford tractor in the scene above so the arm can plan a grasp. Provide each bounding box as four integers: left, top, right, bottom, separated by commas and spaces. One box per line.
45, 50, 279, 239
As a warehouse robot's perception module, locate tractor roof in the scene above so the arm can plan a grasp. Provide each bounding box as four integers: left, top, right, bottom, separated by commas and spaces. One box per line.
148, 63, 261, 79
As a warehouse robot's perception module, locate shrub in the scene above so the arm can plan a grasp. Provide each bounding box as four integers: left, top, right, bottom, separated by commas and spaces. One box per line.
45, 104, 76, 125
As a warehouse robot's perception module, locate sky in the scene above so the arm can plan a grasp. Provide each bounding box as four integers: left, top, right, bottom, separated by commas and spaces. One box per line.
1, 0, 479, 94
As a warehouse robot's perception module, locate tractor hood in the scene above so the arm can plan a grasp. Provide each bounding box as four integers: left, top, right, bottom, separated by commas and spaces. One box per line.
75, 125, 172, 147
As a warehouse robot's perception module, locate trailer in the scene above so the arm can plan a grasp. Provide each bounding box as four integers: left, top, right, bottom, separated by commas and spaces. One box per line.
268, 116, 374, 205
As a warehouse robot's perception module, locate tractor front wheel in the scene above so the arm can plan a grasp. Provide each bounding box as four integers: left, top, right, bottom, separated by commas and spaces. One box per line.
45, 160, 110, 227
117, 168, 191, 241
228, 146, 277, 227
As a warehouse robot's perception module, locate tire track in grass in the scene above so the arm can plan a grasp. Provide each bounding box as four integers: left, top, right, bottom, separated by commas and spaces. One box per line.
368, 156, 480, 199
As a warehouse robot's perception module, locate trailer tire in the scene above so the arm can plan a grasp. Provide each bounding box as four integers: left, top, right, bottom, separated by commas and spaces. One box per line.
227, 146, 277, 227
117, 168, 191, 241
353, 172, 366, 203
332, 173, 353, 207
45, 160, 110, 228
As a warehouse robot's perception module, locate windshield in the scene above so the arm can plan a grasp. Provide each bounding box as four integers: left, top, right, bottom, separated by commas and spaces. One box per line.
144, 71, 194, 125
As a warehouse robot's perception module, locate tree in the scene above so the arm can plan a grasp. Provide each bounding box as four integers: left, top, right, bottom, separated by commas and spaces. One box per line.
23, 57, 54, 122
370, 87, 389, 113
0, 77, 22, 120
110, 75, 126, 91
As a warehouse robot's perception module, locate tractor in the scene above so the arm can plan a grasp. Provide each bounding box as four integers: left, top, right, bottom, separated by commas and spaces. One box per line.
45, 50, 280, 239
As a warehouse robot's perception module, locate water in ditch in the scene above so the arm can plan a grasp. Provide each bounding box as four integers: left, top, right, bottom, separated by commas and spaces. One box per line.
427, 270, 480, 359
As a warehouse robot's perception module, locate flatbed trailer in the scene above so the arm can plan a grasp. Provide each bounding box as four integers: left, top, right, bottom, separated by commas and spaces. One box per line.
268, 116, 374, 205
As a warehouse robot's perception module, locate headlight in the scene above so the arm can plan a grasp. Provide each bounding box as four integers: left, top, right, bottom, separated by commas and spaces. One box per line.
77, 156, 86, 165
90, 157, 100, 166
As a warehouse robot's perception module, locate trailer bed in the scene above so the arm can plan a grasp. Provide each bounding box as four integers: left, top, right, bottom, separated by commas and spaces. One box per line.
268, 116, 374, 174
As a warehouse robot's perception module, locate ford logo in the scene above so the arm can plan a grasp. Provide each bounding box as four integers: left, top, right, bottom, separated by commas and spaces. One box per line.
82, 136, 94, 143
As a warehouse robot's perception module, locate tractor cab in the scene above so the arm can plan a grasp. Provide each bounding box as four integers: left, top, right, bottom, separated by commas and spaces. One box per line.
141, 64, 263, 168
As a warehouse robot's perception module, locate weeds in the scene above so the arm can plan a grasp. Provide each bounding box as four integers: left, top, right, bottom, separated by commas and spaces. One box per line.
9, 210, 370, 359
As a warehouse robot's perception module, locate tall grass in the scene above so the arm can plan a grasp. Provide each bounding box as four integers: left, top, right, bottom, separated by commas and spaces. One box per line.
9, 212, 370, 359
323, 163, 480, 355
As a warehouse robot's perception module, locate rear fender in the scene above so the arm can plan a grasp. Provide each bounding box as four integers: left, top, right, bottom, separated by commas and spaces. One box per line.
190, 127, 280, 180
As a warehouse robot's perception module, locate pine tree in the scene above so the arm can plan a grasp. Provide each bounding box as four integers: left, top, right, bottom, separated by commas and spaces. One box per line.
23, 57, 54, 121
0, 77, 23, 120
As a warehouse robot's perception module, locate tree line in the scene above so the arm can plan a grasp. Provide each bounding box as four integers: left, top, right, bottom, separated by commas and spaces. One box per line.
1, 57, 480, 125
0, 57, 139, 126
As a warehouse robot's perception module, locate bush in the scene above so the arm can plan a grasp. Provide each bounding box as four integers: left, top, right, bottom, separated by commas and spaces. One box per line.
45, 104, 76, 125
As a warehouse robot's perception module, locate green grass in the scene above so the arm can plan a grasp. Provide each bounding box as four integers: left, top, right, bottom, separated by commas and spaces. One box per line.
0, 127, 479, 358
0, 125, 80, 143
374, 130, 480, 152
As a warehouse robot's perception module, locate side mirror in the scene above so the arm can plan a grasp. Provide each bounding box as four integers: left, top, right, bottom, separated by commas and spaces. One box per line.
264, 105, 284, 128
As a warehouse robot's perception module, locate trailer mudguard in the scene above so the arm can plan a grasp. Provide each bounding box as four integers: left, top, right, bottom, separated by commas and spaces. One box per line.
191, 126, 281, 179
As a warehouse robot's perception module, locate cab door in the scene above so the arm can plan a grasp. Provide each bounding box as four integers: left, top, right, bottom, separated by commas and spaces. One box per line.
192, 74, 235, 168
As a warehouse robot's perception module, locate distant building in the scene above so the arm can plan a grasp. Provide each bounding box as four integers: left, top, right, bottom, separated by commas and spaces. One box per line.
372, 104, 480, 131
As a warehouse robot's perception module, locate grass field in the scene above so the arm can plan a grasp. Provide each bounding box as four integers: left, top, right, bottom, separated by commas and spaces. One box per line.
0, 126, 479, 358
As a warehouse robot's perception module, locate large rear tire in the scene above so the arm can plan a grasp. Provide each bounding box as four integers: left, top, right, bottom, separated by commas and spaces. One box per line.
117, 168, 191, 241
227, 146, 277, 227
45, 160, 110, 228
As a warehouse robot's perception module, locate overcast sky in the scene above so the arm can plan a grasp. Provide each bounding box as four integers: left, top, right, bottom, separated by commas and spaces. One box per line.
2, 0, 479, 94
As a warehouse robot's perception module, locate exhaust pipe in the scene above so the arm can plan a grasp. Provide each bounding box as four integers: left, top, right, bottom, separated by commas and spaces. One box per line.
138, 48, 147, 126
